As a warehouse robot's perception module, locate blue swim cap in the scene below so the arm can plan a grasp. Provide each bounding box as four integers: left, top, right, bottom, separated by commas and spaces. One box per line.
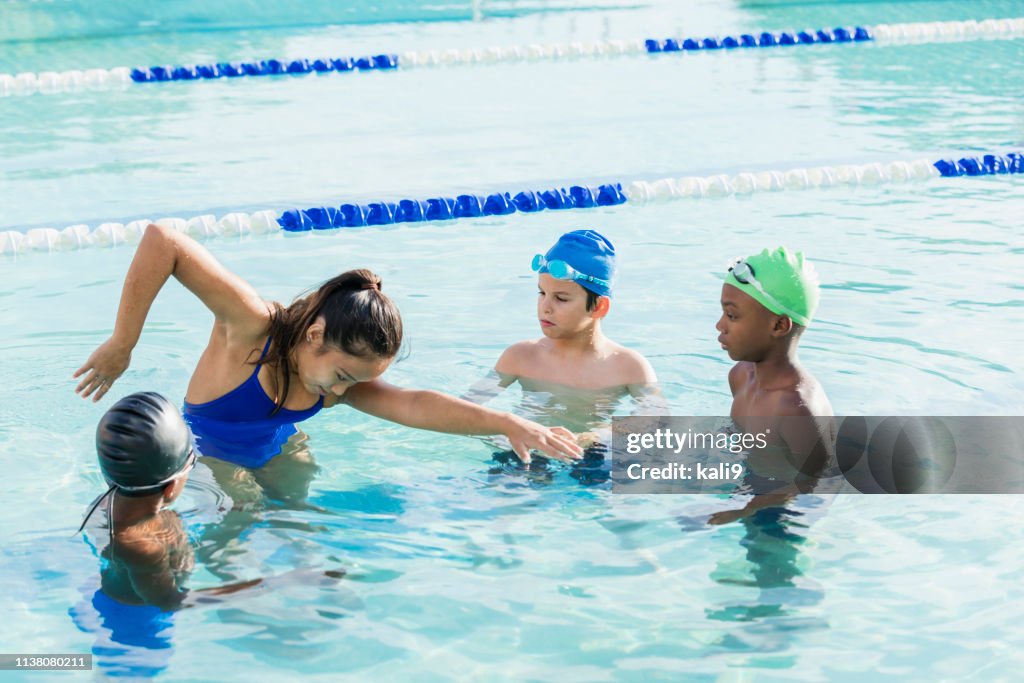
537, 229, 617, 297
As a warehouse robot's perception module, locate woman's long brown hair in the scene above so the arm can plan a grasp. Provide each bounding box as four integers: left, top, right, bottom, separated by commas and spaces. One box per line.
258, 269, 403, 415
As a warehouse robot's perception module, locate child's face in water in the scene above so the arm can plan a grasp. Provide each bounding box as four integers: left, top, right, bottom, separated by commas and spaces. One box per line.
716, 283, 778, 361
537, 273, 597, 338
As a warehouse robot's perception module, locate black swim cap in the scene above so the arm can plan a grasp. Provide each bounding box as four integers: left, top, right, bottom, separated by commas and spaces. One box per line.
96, 392, 193, 497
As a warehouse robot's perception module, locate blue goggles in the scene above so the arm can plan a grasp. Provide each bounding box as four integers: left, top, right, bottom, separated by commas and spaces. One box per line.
532, 254, 611, 290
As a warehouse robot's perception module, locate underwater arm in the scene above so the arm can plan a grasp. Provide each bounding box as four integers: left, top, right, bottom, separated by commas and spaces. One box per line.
580, 383, 669, 450
709, 406, 831, 526
460, 370, 518, 404
706, 489, 799, 525
343, 379, 582, 464
74, 223, 269, 401
115, 542, 190, 611
600, 353, 668, 441
181, 569, 346, 608
119, 535, 345, 611
707, 470, 827, 525
461, 343, 528, 404
627, 382, 669, 417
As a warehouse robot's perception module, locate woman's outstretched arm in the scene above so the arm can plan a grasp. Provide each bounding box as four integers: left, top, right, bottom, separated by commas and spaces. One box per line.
74, 223, 270, 401
343, 380, 583, 464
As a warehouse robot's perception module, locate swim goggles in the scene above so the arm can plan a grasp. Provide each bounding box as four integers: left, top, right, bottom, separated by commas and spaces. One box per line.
76, 448, 197, 534
115, 448, 198, 494
727, 258, 806, 323
532, 254, 611, 290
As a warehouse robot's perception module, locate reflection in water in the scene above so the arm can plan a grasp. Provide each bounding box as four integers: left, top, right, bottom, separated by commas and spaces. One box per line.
707, 507, 823, 621
70, 579, 177, 679
468, 370, 663, 487
194, 431, 325, 583
490, 442, 611, 486
672, 418, 836, 667
70, 519, 183, 680
70, 429, 355, 675
684, 499, 830, 667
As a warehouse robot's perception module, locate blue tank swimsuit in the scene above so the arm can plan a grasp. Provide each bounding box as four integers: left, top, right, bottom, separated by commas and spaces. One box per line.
183, 337, 324, 468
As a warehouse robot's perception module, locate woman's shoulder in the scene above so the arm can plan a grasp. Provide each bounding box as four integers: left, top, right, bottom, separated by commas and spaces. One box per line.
227, 299, 276, 339
207, 303, 274, 352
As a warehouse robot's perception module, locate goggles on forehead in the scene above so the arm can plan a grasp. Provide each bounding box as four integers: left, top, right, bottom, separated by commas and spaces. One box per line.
532, 254, 611, 290
727, 258, 805, 323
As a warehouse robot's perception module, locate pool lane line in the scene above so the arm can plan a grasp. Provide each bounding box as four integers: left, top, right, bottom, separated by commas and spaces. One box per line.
2, 17, 1023, 97
1, 151, 1021, 256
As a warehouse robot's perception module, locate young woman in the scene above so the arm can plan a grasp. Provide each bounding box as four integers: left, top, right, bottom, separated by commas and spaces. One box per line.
74, 223, 582, 468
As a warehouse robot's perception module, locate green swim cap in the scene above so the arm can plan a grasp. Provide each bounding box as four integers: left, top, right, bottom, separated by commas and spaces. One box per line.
724, 247, 820, 326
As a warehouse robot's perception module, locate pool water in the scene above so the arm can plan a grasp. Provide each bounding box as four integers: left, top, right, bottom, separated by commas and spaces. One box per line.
2, 0, 1023, 680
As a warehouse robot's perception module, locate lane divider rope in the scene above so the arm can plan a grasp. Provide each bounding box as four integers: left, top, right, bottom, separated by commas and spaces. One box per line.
1, 152, 1021, 256
2, 17, 1023, 97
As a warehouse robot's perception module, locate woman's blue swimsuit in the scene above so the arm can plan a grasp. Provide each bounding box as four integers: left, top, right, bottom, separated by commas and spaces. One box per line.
183, 338, 323, 468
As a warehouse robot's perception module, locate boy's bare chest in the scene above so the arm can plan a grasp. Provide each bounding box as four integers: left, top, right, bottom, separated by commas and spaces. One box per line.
730, 376, 783, 420
532, 351, 621, 390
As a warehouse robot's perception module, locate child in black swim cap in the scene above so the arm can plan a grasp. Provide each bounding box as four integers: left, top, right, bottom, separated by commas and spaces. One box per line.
78, 392, 197, 609
80, 391, 195, 530
96, 392, 195, 495
82, 392, 343, 610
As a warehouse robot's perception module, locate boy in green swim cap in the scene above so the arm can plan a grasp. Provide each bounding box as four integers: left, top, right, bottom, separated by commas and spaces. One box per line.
711, 247, 835, 523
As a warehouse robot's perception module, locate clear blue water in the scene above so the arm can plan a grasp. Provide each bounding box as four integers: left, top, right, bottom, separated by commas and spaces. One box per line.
2, 0, 1023, 680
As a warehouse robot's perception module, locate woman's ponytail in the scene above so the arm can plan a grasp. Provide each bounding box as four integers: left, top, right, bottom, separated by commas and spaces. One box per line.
259, 269, 403, 415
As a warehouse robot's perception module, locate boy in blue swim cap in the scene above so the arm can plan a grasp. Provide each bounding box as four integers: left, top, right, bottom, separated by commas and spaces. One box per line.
711, 247, 835, 523
499, 229, 655, 393
468, 230, 659, 470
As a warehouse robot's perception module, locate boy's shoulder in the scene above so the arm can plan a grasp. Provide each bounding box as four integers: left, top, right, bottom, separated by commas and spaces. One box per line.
111, 511, 187, 566
112, 528, 170, 567
787, 369, 832, 417
729, 362, 830, 415
728, 362, 754, 394
768, 386, 816, 417
767, 365, 831, 417
495, 339, 546, 374
735, 364, 830, 417
603, 340, 657, 384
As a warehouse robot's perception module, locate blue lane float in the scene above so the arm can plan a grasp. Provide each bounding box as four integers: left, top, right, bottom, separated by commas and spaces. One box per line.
4, 151, 1022, 256
130, 25, 872, 85
274, 152, 1023, 232
129, 54, 398, 83
131, 26, 870, 84
644, 26, 871, 53
933, 152, 1024, 177
276, 183, 628, 231
6, 19, 1024, 97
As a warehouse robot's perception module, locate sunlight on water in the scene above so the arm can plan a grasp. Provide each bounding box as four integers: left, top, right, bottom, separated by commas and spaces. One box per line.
1, 0, 1023, 680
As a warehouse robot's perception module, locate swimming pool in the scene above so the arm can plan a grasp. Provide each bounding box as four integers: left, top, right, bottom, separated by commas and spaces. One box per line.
2, 0, 1023, 679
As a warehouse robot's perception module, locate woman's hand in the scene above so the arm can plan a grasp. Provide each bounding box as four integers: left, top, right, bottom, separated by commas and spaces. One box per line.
74, 337, 132, 402
503, 416, 582, 465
